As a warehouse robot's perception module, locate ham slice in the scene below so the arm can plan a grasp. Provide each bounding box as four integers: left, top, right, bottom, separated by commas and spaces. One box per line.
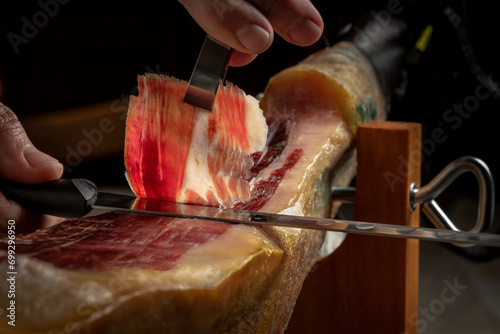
0, 42, 385, 333
125, 75, 267, 207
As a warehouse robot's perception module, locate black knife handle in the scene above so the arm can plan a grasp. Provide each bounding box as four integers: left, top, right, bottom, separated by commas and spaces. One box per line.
0, 178, 97, 218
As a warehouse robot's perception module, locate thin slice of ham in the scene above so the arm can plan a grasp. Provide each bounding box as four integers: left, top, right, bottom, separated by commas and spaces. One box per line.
0, 42, 385, 334
125, 74, 267, 207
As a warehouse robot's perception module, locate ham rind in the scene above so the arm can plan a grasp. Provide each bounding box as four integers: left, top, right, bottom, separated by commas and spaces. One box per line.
0, 42, 385, 333
124, 74, 267, 207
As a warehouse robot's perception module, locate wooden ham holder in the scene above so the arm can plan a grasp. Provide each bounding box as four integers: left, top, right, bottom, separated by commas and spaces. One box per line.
286, 121, 421, 334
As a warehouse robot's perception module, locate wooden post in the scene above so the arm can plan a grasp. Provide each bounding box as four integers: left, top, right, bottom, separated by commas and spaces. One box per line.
286, 121, 421, 334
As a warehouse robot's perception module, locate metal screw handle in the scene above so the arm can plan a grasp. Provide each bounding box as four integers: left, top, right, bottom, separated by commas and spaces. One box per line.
333, 156, 497, 248
410, 156, 495, 247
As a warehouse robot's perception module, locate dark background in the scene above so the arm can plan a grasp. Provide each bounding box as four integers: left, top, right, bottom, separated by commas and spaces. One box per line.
0, 0, 498, 196
2, 2, 499, 328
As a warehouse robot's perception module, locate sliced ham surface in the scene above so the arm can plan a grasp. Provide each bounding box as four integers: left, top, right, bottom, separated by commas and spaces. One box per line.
0, 42, 386, 334
0, 213, 282, 333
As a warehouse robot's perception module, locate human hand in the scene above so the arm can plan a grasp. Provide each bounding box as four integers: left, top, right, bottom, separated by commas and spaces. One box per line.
178, 0, 324, 66
0, 102, 64, 235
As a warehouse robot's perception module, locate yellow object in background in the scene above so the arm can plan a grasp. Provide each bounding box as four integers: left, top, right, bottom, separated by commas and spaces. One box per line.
416, 25, 434, 52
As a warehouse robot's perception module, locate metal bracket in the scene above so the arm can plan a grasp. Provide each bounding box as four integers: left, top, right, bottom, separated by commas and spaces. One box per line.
332, 156, 497, 248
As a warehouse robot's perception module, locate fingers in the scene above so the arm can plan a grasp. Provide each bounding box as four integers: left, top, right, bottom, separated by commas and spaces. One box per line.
251, 0, 323, 46
179, 0, 274, 56
229, 50, 258, 67
0, 102, 64, 183
0, 102, 64, 234
0, 192, 63, 236
178, 0, 323, 66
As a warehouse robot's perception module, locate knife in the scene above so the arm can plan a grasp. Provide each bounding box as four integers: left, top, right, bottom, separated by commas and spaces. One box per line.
183, 35, 232, 110
1, 178, 500, 247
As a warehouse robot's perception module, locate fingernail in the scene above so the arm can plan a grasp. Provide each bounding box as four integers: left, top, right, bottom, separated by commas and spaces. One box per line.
288, 19, 322, 46
24, 147, 60, 168
236, 24, 270, 53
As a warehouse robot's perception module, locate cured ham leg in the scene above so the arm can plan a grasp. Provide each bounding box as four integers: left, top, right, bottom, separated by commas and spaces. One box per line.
0, 42, 385, 334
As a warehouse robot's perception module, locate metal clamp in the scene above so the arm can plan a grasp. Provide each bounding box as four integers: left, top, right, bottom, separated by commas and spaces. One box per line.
333, 156, 497, 248
410, 156, 496, 247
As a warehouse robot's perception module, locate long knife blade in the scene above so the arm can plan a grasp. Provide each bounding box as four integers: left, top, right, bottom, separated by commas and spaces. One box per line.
94, 192, 500, 248
2, 179, 500, 247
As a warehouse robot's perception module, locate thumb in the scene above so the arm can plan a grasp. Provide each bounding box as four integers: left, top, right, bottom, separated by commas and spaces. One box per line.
0, 102, 64, 183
